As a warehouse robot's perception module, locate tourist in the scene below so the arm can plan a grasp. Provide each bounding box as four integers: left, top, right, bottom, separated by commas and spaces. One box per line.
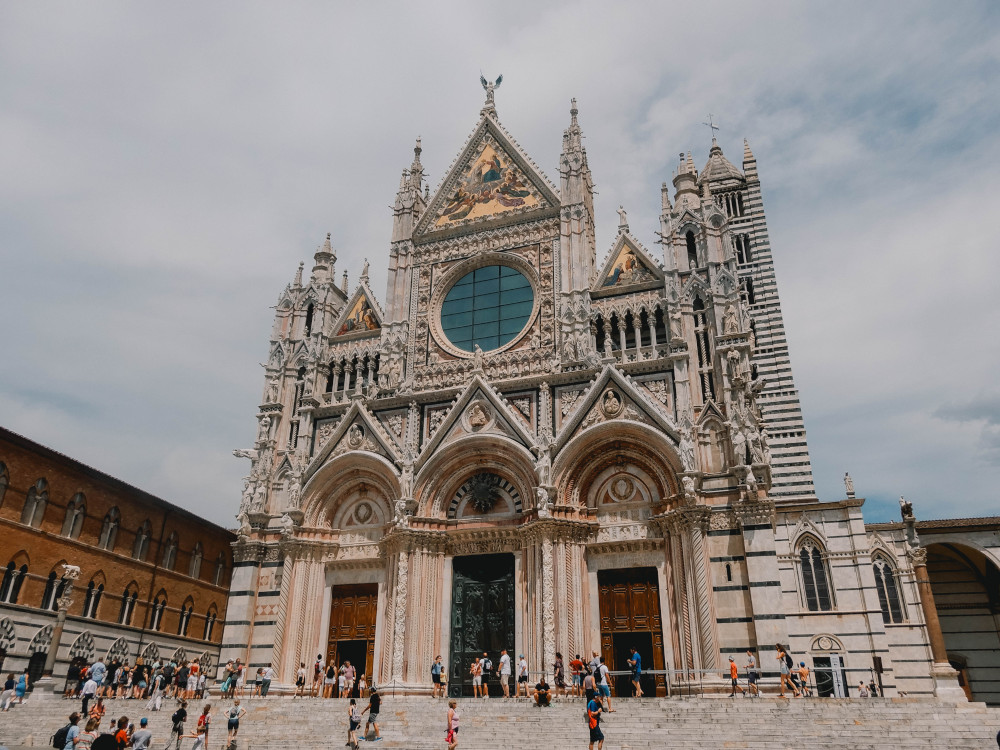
586, 692, 604, 750
145, 670, 164, 712
597, 657, 614, 712
163, 700, 187, 750
569, 654, 584, 697
357, 672, 367, 698
553, 652, 565, 696
14, 668, 28, 704
88, 697, 106, 726
867, 678, 879, 698
261, 664, 274, 697
113, 716, 130, 750
251, 668, 262, 697
159, 663, 174, 700
517, 654, 528, 697
232, 661, 244, 699
186, 661, 199, 701
588, 651, 601, 677
858, 681, 870, 698
114, 663, 129, 699
1, 673, 16, 711
776, 644, 799, 698
75, 717, 100, 750
431, 656, 444, 698
728, 657, 745, 697
60, 711, 81, 750
583, 666, 596, 706
66, 659, 82, 698
360, 685, 381, 742
344, 661, 355, 698
324, 662, 336, 699
337, 666, 346, 699
745, 651, 759, 697
469, 656, 483, 698
174, 663, 189, 702
131, 718, 152, 750
90, 660, 107, 699
533, 676, 551, 707
225, 698, 245, 746
498, 649, 511, 698
480, 653, 492, 698
81, 674, 99, 716
196, 704, 211, 748
294, 662, 307, 698
220, 661, 234, 697
347, 698, 361, 750
798, 663, 811, 697
445, 699, 459, 750
132, 660, 147, 700
628, 647, 643, 697
312, 654, 325, 697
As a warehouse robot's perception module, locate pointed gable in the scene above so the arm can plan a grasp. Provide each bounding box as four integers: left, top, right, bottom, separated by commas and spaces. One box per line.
331, 280, 383, 339
414, 113, 560, 239
415, 374, 535, 471
593, 232, 663, 295
304, 401, 400, 483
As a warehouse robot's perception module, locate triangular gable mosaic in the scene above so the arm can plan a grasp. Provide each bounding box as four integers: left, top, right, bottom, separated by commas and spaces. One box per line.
416, 116, 558, 237
595, 234, 662, 292
332, 286, 382, 338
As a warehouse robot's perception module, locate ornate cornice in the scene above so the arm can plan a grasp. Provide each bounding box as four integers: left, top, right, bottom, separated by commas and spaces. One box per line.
232, 540, 266, 563
586, 537, 664, 556
651, 505, 711, 535
519, 517, 598, 545
380, 528, 448, 556
735, 498, 776, 529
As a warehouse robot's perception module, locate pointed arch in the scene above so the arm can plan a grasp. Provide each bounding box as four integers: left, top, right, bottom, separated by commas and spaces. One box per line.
40, 561, 69, 610
188, 542, 203, 579
105, 636, 130, 664
69, 631, 96, 663
28, 623, 54, 654
20, 478, 48, 528
0, 461, 8, 507
140, 642, 160, 664
796, 534, 834, 612
133, 519, 152, 561
161, 531, 178, 570
149, 589, 168, 632
177, 596, 195, 637
301, 451, 399, 531
0, 554, 28, 605
0, 617, 15, 653
212, 552, 227, 587
98, 507, 121, 551
202, 603, 219, 641
118, 581, 140, 626
872, 552, 905, 623
62, 493, 86, 539
81, 572, 106, 619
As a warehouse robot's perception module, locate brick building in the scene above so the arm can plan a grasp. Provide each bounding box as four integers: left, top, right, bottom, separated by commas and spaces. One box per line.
0, 427, 234, 685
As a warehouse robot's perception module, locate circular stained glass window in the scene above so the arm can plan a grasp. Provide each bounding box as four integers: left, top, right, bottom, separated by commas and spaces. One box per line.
440, 265, 534, 353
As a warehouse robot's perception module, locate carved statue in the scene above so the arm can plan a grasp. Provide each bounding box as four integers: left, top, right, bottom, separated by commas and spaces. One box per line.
480, 73, 503, 106
748, 426, 765, 464
279, 512, 295, 539
240, 477, 253, 513
723, 302, 739, 334
729, 420, 747, 466
744, 466, 758, 495
393, 496, 410, 528
233, 448, 258, 462
899, 496, 914, 521
287, 474, 302, 510
468, 403, 489, 429
617, 206, 628, 227
61, 564, 81, 582
562, 336, 577, 361
844, 472, 855, 497
400, 463, 414, 499
265, 377, 279, 403
534, 450, 552, 487
535, 487, 551, 518
681, 475, 696, 499
251, 481, 267, 512
472, 344, 485, 372
602, 389, 622, 416
669, 307, 684, 343
678, 431, 695, 472
256, 415, 271, 443
348, 423, 365, 448
236, 512, 252, 541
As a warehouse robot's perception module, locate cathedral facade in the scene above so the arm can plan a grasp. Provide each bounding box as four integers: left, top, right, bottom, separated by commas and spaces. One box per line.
221, 91, 965, 700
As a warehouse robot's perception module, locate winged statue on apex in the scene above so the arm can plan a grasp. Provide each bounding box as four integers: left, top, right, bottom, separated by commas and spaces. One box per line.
480, 73, 503, 106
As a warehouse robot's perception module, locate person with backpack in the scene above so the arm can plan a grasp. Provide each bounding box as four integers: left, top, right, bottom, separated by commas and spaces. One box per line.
311, 654, 325, 697
324, 663, 336, 698
347, 698, 361, 750
586, 693, 604, 750
53, 711, 80, 750
776, 644, 799, 698
225, 698, 245, 747
480, 653, 492, 698
360, 685, 382, 742
163, 700, 187, 750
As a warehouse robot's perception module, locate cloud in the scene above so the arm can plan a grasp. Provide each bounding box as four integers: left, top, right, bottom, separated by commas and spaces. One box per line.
1, 1, 998, 525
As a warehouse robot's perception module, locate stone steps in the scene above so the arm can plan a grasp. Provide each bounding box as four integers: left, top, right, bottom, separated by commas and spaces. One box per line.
1, 695, 997, 749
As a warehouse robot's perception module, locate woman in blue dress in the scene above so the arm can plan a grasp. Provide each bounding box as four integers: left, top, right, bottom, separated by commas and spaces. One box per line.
14, 669, 28, 704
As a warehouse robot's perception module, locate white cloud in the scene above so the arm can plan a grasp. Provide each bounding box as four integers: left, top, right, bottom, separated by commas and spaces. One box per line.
1, 1, 998, 525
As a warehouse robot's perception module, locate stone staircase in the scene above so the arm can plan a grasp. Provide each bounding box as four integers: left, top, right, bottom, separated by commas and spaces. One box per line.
2, 694, 998, 749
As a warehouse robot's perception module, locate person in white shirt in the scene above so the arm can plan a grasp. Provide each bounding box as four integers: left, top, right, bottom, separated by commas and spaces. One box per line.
260, 664, 275, 697
294, 663, 307, 698
517, 655, 528, 698
597, 656, 614, 712
312, 655, 325, 697
498, 650, 511, 698
80, 676, 98, 715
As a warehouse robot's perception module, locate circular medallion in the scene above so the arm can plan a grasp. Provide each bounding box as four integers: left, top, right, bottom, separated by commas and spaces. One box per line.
354, 502, 373, 524
601, 389, 625, 418
347, 424, 365, 449
440, 265, 534, 353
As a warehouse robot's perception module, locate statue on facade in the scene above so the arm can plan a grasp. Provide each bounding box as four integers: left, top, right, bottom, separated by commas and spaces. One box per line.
535, 487, 552, 518
256, 415, 271, 444
264, 376, 279, 403
480, 73, 502, 106
669, 306, 684, 343
287, 473, 302, 510
723, 302, 740, 334
534, 448, 552, 487
844, 472, 855, 498
472, 344, 485, 372
236, 512, 252, 541
279, 512, 295, 539
681, 475, 696, 501
251, 481, 267, 513
729, 420, 747, 466
393, 496, 410, 528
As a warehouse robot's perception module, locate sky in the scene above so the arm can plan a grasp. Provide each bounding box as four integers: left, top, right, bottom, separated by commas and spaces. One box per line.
1, 2, 998, 527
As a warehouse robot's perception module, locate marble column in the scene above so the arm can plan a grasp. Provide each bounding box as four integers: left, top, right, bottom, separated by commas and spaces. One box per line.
909, 547, 966, 700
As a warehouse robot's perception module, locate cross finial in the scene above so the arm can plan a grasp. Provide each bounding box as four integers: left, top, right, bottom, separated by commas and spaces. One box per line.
702, 113, 720, 143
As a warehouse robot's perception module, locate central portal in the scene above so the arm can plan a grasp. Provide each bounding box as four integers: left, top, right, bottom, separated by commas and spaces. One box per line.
449, 553, 515, 697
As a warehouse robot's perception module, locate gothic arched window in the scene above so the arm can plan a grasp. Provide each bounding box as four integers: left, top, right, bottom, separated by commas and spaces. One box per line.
873, 554, 904, 623
162, 532, 178, 570
203, 606, 218, 641
118, 585, 139, 626
0, 462, 9, 507
692, 297, 715, 401
0, 560, 28, 604
798, 537, 833, 611
177, 598, 194, 636
188, 542, 203, 579
133, 520, 152, 561
41, 569, 68, 611
82, 579, 104, 619
62, 494, 86, 539
304, 303, 314, 336
150, 592, 167, 631
212, 553, 227, 586
20, 478, 48, 528
98, 507, 121, 551
686, 231, 698, 270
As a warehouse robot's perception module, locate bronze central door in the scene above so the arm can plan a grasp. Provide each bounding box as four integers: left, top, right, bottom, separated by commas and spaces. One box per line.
449, 553, 515, 697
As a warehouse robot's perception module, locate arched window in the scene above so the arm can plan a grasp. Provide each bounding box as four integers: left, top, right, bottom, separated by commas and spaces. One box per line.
177, 598, 194, 636
41, 569, 68, 611
161, 532, 178, 570
81, 580, 104, 619
133, 520, 152, 561
188, 542, 203, 579
61, 493, 86, 539
0, 560, 28, 604
150, 592, 167, 631
98, 507, 121, 551
304, 303, 314, 336
873, 554, 904, 623
212, 553, 227, 586
0, 462, 9, 507
117, 585, 139, 626
725, 563, 733, 582
20, 478, 48, 528
686, 231, 698, 270
203, 606, 218, 641
798, 537, 833, 611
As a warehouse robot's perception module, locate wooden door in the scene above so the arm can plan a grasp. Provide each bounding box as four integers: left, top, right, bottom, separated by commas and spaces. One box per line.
598, 567, 667, 696
327, 584, 378, 682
